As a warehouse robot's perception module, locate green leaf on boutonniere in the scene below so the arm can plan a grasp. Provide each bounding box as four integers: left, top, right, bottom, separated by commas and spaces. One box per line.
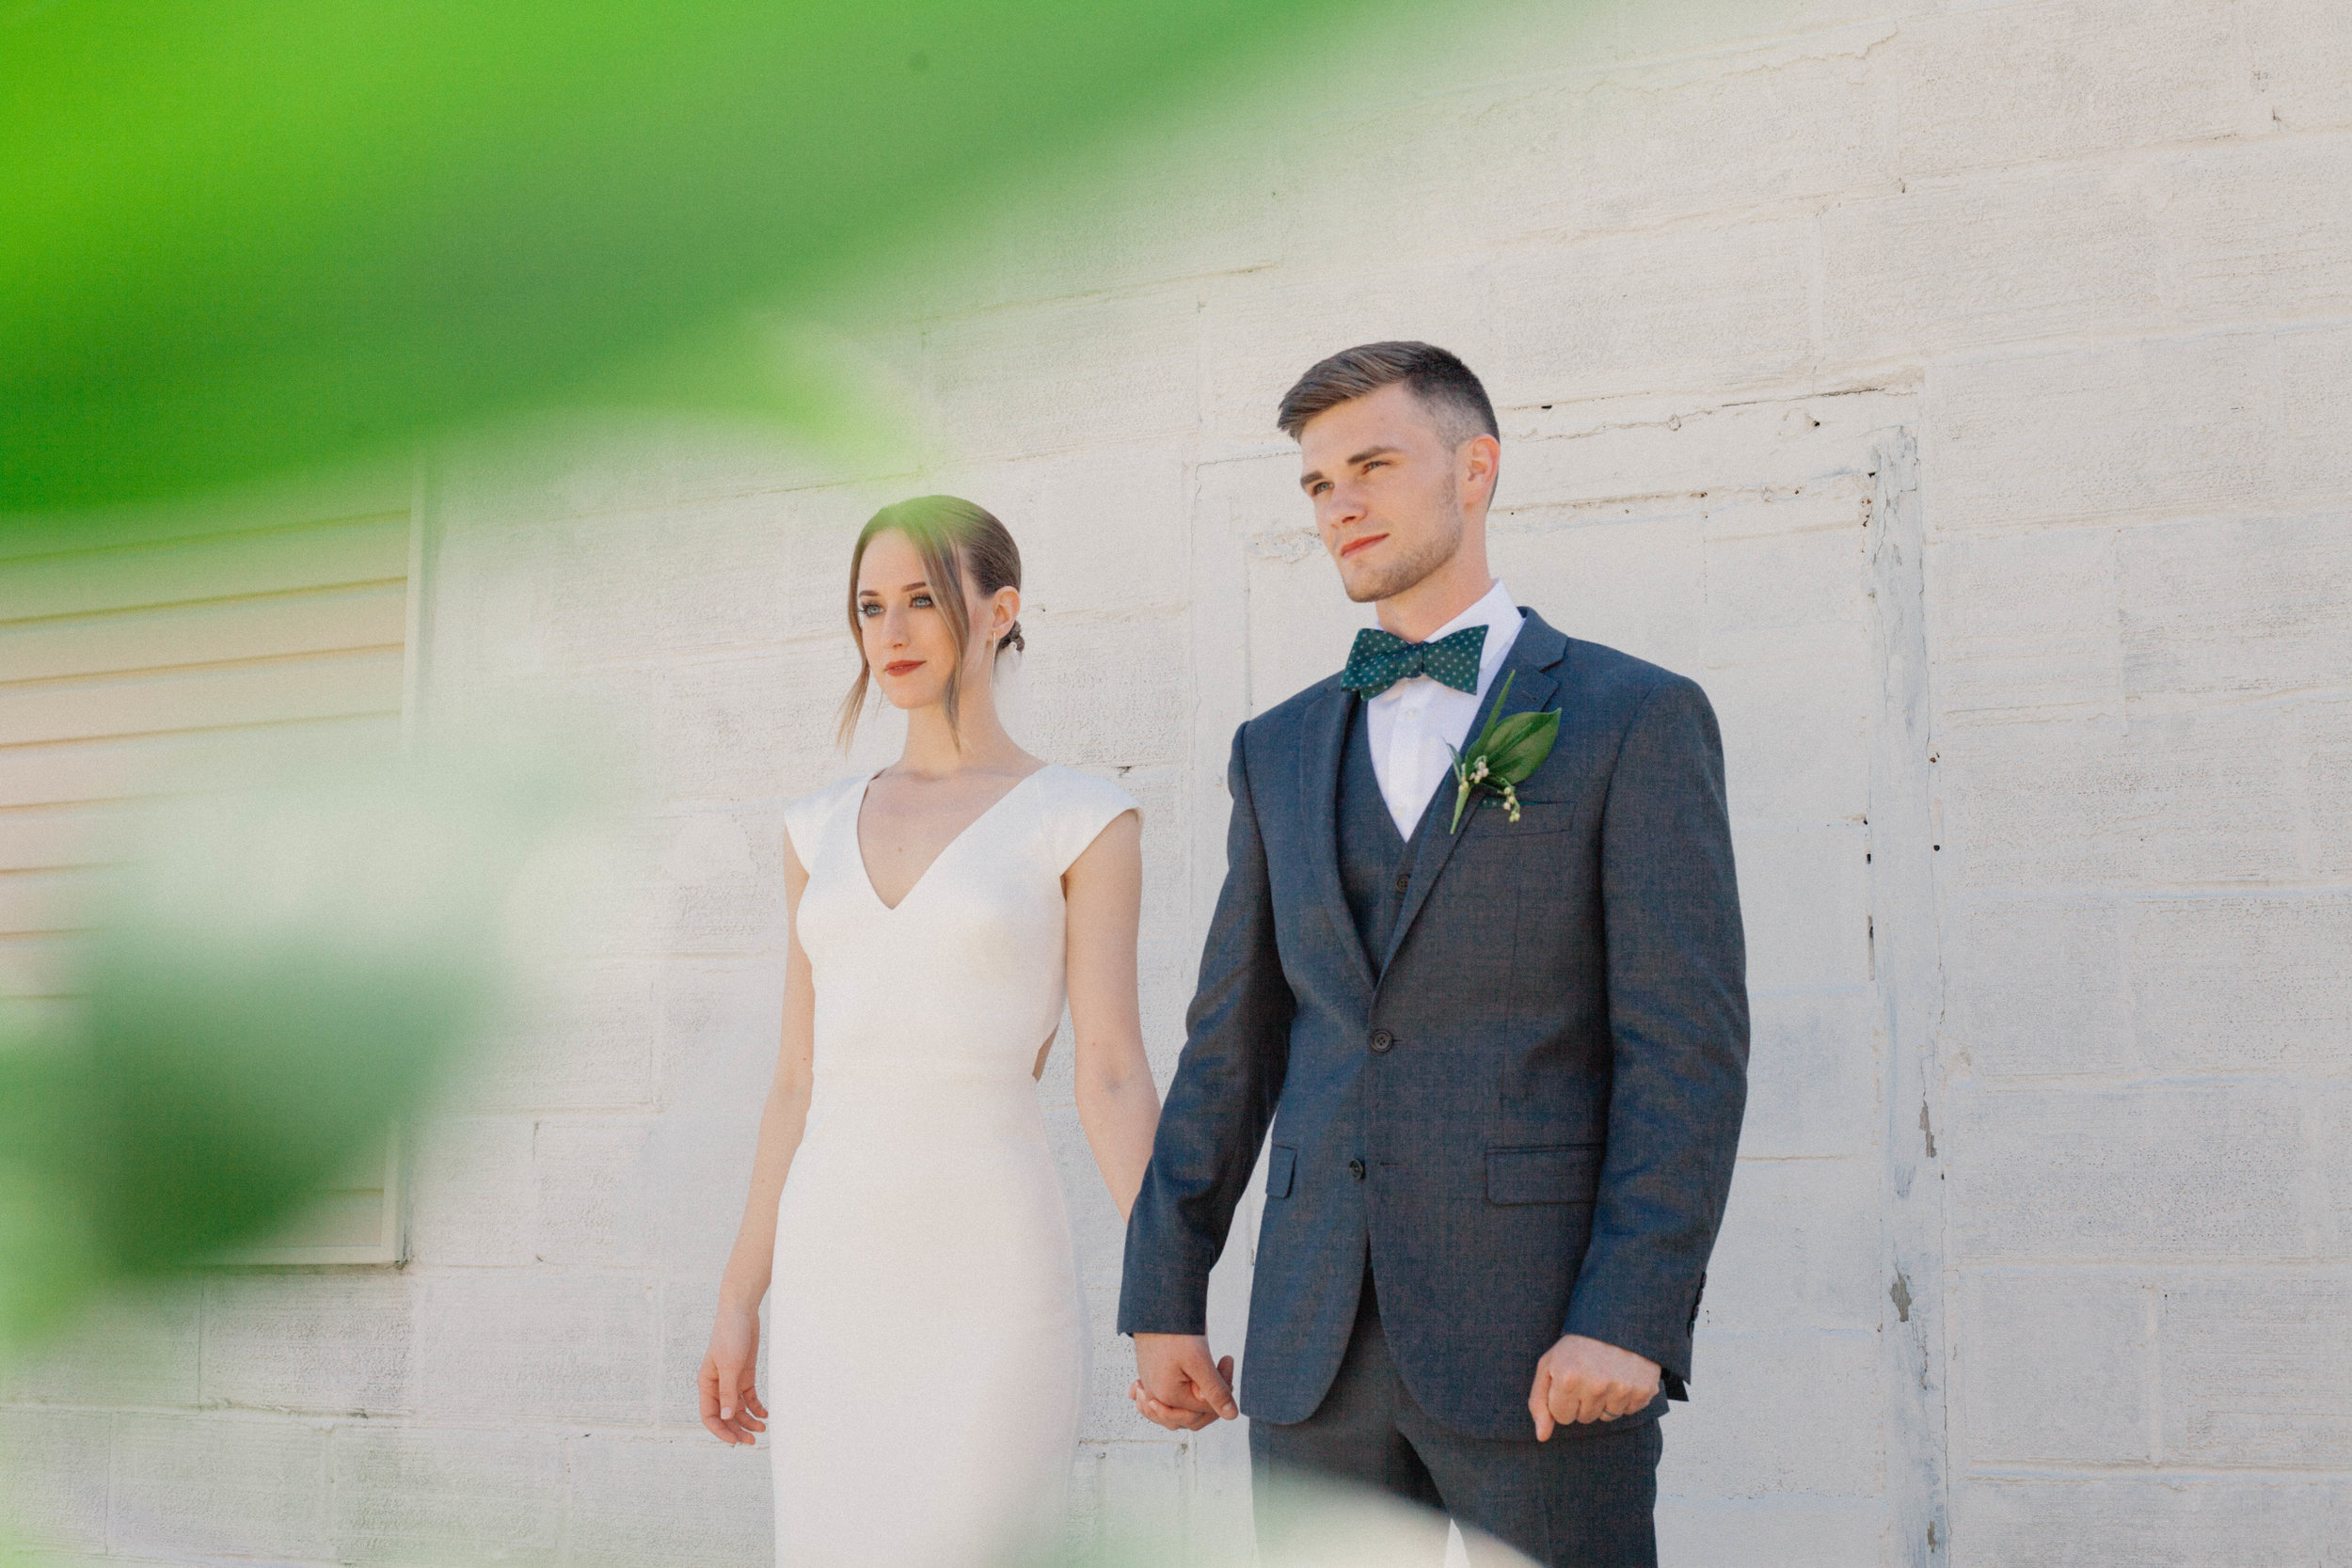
1446, 672, 1561, 832
1482, 710, 1560, 778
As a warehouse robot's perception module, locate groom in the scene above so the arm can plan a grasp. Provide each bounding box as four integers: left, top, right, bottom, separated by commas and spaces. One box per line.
1120, 343, 1748, 1566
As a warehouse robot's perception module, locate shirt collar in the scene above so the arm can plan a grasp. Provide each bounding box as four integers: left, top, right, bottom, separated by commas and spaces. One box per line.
1371, 579, 1520, 702
1432, 578, 1518, 674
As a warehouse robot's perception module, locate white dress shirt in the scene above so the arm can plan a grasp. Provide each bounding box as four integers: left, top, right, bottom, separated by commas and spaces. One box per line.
1365, 579, 1523, 838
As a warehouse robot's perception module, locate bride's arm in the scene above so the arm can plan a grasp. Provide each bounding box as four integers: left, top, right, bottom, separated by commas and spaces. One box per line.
1064, 809, 1160, 1221
699, 835, 817, 1446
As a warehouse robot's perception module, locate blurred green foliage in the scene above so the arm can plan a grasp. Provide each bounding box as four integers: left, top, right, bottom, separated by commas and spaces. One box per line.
0, 0, 1375, 1347
2, 0, 1367, 515
0, 757, 569, 1349
1, 1, 1390, 1553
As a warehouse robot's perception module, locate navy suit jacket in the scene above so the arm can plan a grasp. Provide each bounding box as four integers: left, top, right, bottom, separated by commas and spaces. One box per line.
1117, 609, 1749, 1440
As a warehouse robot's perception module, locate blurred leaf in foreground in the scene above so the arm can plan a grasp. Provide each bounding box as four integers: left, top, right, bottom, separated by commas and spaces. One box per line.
1, 0, 1374, 515
0, 752, 575, 1347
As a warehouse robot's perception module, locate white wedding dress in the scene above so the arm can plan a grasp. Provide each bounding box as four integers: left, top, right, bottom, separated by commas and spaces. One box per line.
771, 764, 1138, 1568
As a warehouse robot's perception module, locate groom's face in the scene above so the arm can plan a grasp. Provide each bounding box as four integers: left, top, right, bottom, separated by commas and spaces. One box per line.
1298, 382, 1468, 605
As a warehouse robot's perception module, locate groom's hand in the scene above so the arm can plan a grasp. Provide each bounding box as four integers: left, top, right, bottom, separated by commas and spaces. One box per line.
1528, 1334, 1661, 1439
1129, 1333, 1239, 1431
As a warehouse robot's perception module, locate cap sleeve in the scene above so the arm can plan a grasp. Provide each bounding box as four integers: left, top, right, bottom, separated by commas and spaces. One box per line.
783, 774, 864, 870
1049, 768, 1141, 877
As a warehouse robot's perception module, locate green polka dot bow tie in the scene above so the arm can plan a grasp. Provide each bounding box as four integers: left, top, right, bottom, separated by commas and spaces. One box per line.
1341, 624, 1487, 698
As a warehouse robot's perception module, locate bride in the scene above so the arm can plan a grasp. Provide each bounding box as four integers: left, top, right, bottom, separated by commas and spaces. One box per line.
699, 496, 1163, 1567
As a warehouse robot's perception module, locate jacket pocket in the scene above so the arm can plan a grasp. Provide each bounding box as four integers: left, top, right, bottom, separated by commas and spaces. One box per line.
1493, 800, 1579, 836
1266, 1144, 1297, 1199
1485, 1144, 1602, 1206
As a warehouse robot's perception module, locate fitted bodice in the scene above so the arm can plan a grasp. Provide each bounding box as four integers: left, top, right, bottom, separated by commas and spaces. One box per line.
783, 765, 1139, 1082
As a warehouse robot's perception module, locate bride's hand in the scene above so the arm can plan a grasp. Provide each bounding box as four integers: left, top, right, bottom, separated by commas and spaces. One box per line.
700, 1304, 769, 1446
1129, 1333, 1238, 1431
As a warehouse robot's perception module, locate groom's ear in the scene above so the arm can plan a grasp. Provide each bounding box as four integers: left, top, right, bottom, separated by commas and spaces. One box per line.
1459, 432, 1502, 513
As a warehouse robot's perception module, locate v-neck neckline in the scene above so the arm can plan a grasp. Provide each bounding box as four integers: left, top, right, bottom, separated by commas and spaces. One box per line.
850, 765, 1053, 913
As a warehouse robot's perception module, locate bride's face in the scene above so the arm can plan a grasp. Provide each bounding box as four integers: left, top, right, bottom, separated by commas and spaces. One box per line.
854, 530, 999, 712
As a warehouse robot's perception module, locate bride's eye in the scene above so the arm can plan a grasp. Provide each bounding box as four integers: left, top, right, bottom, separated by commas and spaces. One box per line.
909, 594, 934, 609
857, 600, 882, 617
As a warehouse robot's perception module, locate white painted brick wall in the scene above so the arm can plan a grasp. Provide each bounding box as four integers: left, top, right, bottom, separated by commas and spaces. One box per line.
327, 1424, 567, 1565
5, 0, 2347, 1563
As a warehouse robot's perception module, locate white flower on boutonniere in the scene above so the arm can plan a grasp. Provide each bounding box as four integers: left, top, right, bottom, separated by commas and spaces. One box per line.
1444, 671, 1562, 833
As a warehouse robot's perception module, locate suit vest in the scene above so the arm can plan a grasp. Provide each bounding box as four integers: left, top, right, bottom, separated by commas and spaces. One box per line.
1337, 699, 1440, 970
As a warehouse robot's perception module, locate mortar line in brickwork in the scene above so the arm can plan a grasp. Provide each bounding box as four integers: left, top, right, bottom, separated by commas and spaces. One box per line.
1870, 124, 2352, 198
1964, 303, 2352, 353
10, 1402, 366, 1426
1947, 1068, 2352, 1087
2120, 686, 2352, 719
1965, 1462, 2352, 1481
1947, 1258, 2352, 1272
1912, 490, 2352, 541
1950, 1262, 2352, 1273
1481, 192, 1899, 252
1323, 34, 1876, 113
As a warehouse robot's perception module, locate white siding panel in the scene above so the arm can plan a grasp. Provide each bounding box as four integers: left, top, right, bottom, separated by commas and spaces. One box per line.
0, 865, 100, 939
0, 504, 414, 1264
0, 513, 408, 621
0, 581, 408, 684
0, 649, 405, 747
0, 714, 405, 810
0, 801, 137, 873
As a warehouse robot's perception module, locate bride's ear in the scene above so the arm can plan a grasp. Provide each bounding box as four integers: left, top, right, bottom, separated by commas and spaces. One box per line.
988, 585, 1023, 654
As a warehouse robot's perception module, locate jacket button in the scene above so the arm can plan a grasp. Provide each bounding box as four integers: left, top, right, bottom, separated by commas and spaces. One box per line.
1369, 1030, 1393, 1053
1348, 1159, 1366, 1180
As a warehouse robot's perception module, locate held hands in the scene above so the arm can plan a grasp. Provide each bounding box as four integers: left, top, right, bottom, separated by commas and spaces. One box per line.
1528, 1334, 1661, 1440
699, 1303, 769, 1446
1129, 1333, 1239, 1431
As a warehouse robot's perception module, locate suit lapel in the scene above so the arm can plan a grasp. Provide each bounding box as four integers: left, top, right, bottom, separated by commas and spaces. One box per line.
1375, 610, 1567, 979
1297, 682, 1375, 996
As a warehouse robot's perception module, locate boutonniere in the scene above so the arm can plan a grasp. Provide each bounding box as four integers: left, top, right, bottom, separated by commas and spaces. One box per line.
1445, 672, 1561, 833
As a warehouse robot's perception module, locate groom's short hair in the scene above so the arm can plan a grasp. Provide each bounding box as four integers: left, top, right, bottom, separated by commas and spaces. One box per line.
1277, 341, 1500, 448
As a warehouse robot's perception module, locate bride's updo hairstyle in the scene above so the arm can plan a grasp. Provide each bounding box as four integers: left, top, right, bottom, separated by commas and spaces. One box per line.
836, 495, 1025, 749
